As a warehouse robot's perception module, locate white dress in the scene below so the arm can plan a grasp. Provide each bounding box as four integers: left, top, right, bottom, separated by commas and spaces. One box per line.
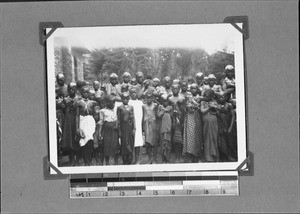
129, 99, 144, 147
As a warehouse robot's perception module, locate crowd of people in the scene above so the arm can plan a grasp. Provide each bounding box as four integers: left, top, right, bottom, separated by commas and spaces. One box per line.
55, 65, 237, 167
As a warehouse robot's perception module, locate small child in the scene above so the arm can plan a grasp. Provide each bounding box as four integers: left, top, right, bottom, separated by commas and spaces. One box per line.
142, 90, 158, 164
99, 96, 120, 165
201, 89, 219, 162
157, 94, 173, 163
75, 86, 99, 166
117, 92, 135, 165
128, 87, 144, 164
93, 106, 104, 165
169, 84, 185, 163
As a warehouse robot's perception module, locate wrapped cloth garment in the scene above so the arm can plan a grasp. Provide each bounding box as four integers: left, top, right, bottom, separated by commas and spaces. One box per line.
129, 100, 144, 147
144, 115, 157, 146
79, 115, 96, 147
202, 101, 219, 162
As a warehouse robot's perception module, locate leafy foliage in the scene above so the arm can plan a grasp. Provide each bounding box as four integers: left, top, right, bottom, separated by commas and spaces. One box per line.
55, 46, 234, 85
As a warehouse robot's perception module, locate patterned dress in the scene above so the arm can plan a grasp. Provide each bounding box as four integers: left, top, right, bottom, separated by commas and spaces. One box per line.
183, 96, 203, 156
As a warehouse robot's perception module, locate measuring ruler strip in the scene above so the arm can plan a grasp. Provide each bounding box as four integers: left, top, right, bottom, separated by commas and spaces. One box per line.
70, 172, 239, 198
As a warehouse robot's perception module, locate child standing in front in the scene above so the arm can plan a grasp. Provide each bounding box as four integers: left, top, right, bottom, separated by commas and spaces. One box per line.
128, 87, 144, 164
117, 92, 135, 165
169, 84, 185, 163
93, 106, 104, 165
75, 86, 99, 166
157, 94, 173, 163
99, 96, 120, 165
142, 90, 158, 164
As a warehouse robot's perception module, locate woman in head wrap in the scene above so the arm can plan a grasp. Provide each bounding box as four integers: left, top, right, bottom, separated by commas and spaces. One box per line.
202, 74, 223, 97
182, 83, 203, 163
61, 82, 80, 166
222, 65, 236, 99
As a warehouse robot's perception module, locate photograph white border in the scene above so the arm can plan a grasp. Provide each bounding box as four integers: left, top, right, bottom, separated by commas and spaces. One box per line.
46, 23, 246, 174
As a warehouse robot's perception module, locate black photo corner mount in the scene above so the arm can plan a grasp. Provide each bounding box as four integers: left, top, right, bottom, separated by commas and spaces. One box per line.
237, 151, 254, 176
223, 16, 249, 40
224, 16, 252, 176
39, 22, 64, 46
40, 21, 67, 180
43, 156, 69, 180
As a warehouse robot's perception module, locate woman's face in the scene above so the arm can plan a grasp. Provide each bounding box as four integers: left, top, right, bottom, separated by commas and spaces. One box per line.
190, 86, 198, 96
171, 85, 180, 95
123, 75, 131, 83
130, 91, 137, 100
68, 86, 76, 96
81, 88, 90, 99
209, 79, 215, 87
122, 96, 129, 105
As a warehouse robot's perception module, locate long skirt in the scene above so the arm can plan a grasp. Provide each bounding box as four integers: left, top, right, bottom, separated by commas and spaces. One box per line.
203, 113, 219, 162
217, 113, 230, 160
62, 111, 78, 150
160, 132, 171, 160
120, 122, 134, 155
102, 121, 119, 157
144, 116, 158, 146
228, 121, 237, 159
183, 110, 203, 156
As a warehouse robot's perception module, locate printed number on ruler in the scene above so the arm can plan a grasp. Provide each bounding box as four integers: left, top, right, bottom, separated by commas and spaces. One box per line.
75, 192, 91, 197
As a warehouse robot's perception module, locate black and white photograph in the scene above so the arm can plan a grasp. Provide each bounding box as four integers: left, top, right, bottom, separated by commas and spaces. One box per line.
46, 24, 247, 174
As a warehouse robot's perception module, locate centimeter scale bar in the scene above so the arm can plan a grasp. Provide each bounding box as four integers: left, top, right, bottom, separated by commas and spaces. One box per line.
70, 171, 239, 198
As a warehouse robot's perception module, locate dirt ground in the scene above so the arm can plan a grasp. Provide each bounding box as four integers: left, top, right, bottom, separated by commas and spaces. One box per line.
58, 145, 183, 167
